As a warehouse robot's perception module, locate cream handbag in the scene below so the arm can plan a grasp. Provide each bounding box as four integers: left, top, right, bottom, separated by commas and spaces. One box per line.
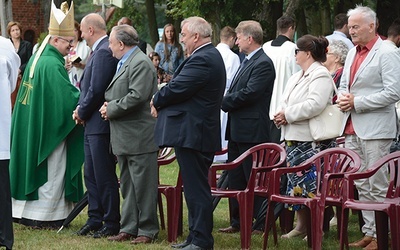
309, 81, 344, 141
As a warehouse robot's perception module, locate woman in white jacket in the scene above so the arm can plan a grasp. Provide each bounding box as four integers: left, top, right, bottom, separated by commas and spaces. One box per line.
273, 34, 334, 239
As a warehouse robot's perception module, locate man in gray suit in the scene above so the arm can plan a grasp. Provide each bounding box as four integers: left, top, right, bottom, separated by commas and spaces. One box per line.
337, 6, 400, 250
99, 24, 159, 245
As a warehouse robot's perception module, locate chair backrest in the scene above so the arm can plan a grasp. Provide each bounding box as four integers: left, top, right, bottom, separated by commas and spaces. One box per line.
386, 153, 400, 199
336, 136, 345, 147
299, 147, 361, 201
157, 148, 179, 186
158, 147, 173, 160
247, 143, 287, 192
369, 151, 400, 199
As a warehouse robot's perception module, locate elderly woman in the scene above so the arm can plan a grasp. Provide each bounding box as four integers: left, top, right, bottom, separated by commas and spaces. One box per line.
273, 34, 335, 239
325, 40, 349, 88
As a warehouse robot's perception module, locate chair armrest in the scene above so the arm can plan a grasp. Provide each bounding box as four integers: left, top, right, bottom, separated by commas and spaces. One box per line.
342, 167, 380, 201
215, 147, 228, 155
158, 153, 176, 166
344, 167, 379, 183
209, 160, 244, 188
268, 162, 314, 195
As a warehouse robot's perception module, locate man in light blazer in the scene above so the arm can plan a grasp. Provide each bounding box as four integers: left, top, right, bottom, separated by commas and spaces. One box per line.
100, 24, 159, 245
73, 13, 120, 238
337, 6, 400, 250
151, 16, 226, 250
220, 20, 275, 233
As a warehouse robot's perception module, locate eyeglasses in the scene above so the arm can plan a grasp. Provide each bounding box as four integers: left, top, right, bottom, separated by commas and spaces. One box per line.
57, 37, 74, 45
294, 49, 304, 55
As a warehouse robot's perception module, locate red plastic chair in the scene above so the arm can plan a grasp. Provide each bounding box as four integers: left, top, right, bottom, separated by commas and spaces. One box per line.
209, 143, 287, 250
158, 147, 228, 242
339, 151, 400, 250
157, 148, 183, 242
157, 147, 174, 229
263, 147, 361, 250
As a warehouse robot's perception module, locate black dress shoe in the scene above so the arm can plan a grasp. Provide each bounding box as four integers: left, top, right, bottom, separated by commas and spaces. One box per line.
181, 243, 213, 250
171, 241, 190, 248
93, 226, 119, 238
76, 224, 101, 236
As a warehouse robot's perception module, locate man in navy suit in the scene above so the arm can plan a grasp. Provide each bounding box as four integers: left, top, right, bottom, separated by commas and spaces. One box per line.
219, 20, 276, 233
72, 13, 120, 238
151, 16, 226, 250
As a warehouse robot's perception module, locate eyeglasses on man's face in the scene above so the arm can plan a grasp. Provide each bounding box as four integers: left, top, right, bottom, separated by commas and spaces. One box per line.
57, 37, 74, 45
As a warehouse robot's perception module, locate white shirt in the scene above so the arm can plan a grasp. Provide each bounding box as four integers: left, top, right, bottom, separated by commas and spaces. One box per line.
325, 31, 354, 50
216, 43, 240, 92
0, 36, 21, 159
215, 42, 240, 162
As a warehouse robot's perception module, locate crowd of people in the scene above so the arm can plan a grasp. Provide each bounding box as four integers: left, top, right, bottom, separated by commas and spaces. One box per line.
2, 2, 400, 250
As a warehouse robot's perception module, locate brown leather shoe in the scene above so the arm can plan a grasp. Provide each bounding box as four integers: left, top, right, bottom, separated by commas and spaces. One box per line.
107, 232, 136, 241
349, 236, 374, 248
218, 226, 240, 233
363, 238, 377, 250
131, 235, 153, 244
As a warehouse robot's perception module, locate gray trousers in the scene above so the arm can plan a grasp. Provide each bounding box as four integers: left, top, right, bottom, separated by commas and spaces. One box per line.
345, 135, 392, 238
118, 152, 159, 238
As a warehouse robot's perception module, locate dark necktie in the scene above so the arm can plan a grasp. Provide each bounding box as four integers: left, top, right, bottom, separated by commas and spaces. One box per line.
239, 58, 249, 70
231, 58, 249, 86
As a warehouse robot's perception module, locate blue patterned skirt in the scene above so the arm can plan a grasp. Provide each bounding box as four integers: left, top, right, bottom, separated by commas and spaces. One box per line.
285, 141, 318, 211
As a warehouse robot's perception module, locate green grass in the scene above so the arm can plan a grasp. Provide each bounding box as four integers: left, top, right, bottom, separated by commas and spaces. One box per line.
12, 161, 364, 249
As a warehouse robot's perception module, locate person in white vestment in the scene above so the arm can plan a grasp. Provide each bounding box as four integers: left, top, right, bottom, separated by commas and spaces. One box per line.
215, 26, 240, 162
263, 15, 300, 143
0, 36, 20, 250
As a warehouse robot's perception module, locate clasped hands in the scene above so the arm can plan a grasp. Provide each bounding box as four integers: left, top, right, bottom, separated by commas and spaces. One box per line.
72, 105, 84, 125
273, 110, 287, 127
149, 98, 158, 118
336, 92, 354, 112
99, 102, 108, 120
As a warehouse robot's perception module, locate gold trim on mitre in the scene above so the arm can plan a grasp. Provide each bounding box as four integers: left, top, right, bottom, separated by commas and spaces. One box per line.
48, 1, 74, 37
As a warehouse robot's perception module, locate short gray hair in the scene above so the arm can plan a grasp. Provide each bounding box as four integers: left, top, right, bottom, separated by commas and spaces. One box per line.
181, 16, 212, 39
235, 20, 263, 45
347, 5, 376, 27
328, 40, 349, 65
111, 24, 139, 47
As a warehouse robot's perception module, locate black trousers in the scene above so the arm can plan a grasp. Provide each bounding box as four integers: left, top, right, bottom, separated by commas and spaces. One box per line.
227, 141, 264, 228
84, 134, 120, 229
0, 160, 13, 249
174, 147, 214, 249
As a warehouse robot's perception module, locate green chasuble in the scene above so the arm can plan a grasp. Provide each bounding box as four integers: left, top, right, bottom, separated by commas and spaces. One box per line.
10, 44, 84, 202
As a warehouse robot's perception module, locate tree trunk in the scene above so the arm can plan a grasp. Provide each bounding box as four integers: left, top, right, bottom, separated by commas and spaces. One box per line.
0, 0, 13, 37
321, 0, 332, 36
285, 0, 301, 17
145, 0, 159, 47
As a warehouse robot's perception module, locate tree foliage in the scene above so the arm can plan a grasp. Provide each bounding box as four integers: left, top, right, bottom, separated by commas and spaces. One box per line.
162, 0, 400, 43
